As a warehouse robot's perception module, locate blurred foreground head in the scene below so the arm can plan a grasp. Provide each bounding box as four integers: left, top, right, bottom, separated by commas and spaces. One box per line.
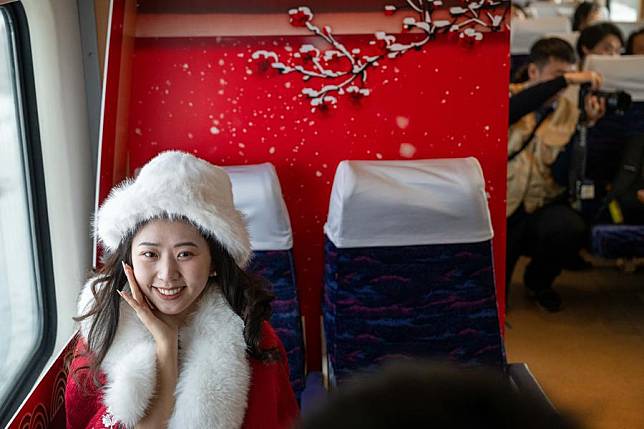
297, 361, 579, 429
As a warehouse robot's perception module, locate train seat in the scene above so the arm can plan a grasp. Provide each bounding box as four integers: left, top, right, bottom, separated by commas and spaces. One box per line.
322, 158, 504, 386
583, 56, 644, 260
225, 163, 306, 400
591, 225, 644, 258
510, 16, 572, 79
545, 31, 580, 49
527, 2, 575, 18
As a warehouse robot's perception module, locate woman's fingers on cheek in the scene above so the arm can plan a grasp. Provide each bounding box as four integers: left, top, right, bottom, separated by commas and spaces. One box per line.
117, 289, 137, 310
121, 261, 133, 286
122, 261, 142, 303
118, 289, 154, 320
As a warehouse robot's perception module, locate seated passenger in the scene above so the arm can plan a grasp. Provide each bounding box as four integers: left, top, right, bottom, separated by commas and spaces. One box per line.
577, 22, 624, 66
577, 26, 644, 226
572, 1, 603, 32
507, 38, 605, 312
512, 3, 530, 21
65, 151, 298, 429
625, 28, 644, 55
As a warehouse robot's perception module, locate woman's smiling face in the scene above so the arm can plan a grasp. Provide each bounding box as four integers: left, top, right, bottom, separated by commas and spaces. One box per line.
131, 218, 213, 319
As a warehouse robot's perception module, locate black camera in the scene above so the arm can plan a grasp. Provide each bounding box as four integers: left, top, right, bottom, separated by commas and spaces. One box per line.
579, 83, 632, 116
594, 89, 632, 114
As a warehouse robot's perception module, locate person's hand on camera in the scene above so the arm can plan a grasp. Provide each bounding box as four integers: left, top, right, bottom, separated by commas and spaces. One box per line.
564, 71, 603, 90
584, 94, 606, 126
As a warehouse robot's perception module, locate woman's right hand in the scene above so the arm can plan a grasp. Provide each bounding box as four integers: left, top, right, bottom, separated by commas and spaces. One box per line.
119, 261, 179, 353
121, 262, 178, 429
564, 71, 603, 90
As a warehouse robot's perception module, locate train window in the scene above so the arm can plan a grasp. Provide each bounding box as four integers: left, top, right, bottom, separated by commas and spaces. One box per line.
0, 4, 55, 426
610, 0, 640, 21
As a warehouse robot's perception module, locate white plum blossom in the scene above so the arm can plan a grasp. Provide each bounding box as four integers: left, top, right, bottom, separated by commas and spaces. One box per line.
251, 50, 279, 62
300, 44, 319, 56
250, 2, 508, 109
346, 86, 371, 96
288, 6, 313, 20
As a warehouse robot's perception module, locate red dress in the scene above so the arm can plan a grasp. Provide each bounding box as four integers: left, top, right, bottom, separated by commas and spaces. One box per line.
65, 322, 298, 429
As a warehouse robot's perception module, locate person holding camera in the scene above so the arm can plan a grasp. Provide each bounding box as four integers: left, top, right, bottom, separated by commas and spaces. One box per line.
575, 22, 644, 226
507, 38, 605, 312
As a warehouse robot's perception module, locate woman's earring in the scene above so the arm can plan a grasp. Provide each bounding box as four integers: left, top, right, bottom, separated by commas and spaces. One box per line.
209, 271, 217, 278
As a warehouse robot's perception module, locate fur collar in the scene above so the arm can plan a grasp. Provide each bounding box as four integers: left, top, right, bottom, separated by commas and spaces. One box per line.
78, 279, 250, 429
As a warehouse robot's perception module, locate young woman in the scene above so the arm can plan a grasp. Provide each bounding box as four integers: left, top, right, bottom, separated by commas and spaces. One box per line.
65, 151, 298, 428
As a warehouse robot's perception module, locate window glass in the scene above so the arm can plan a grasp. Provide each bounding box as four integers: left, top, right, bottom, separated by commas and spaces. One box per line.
0, 9, 41, 404
610, 0, 639, 21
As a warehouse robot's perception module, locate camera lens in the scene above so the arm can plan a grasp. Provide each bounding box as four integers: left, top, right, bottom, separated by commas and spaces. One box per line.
598, 90, 632, 114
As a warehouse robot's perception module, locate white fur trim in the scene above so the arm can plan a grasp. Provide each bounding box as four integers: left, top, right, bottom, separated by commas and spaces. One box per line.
95, 151, 252, 267
77, 279, 250, 429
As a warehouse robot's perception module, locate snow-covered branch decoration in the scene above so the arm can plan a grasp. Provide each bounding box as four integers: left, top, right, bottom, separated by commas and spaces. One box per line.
252, 2, 509, 110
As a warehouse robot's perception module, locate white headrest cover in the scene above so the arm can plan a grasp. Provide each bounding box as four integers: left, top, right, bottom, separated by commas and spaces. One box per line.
224, 163, 293, 250
511, 17, 572, 54
584, 55, 644, 102
528, 3, 574, 18
546, 31, 580, 49
324, 158, 494, 248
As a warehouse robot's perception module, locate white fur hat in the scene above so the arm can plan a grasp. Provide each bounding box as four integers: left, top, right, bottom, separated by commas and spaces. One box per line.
96, 150, 252, 267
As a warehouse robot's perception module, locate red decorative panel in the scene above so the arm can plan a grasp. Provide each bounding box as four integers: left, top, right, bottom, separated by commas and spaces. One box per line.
113, 30, 509, 371
7, 339, 75, 429
97, 0, 510, 373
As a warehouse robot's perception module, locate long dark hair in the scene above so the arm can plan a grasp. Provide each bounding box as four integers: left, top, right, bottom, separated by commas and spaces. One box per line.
73, 216, 277, 385
572, 1, 600, 32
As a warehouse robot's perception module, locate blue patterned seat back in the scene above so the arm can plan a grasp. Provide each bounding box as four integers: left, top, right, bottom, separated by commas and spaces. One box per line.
591, 225, 644, 259
322, 158, 504, 386
323, 239, 505, 385
225, 163, 304, 400
249, 250, 305, 399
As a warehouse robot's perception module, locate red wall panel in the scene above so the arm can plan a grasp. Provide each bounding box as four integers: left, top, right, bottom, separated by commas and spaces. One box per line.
122, 32, 509, 370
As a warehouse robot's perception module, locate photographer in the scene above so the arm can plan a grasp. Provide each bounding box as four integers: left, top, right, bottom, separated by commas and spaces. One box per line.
507, 38, 605, 312
575, 24, 644, 225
